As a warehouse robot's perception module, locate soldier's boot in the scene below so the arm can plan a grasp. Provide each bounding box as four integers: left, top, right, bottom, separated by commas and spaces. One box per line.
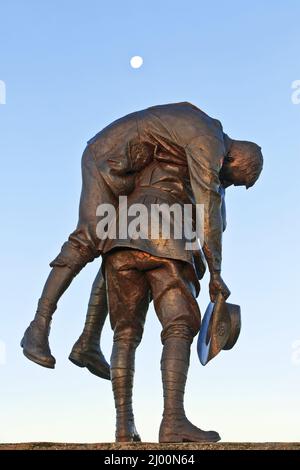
21, 241, 94, 368
111, 341, 141, 442
69, 269, 110, 380
20, 267, 73, 368
159, 337, 221, 443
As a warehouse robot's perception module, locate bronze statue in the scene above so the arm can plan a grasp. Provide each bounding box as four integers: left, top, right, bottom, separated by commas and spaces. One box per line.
21, 102, 263, 442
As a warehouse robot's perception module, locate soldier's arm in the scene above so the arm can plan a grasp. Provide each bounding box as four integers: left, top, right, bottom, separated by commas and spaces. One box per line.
185, 135, 230, 300
219, 185, 227, 232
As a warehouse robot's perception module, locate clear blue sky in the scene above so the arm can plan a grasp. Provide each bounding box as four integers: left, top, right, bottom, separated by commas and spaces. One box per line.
0, 0, 299, 443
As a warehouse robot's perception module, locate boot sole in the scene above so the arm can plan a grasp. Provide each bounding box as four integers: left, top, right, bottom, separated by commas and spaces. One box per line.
116, 434, 141, 443
68, 351, 110, 380
159, 433, 221, 443
21, 341, 55, 369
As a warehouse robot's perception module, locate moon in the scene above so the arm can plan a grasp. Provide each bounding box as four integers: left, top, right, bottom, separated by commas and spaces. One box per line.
130, 56, 143, 69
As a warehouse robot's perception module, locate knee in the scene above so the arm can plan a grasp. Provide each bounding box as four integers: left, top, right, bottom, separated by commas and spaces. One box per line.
50, 240, 95, 274
161, 324, 197, 345
154, 288, 201, 344
113, 323, 144, 349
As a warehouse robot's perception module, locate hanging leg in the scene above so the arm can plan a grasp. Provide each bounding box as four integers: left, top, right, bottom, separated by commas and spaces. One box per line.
69, 267, 110, 380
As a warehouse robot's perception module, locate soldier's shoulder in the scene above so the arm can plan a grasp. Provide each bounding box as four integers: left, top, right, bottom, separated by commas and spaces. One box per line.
147, 102, 222, 126
145, 101, 203, 116
87, 110, 138, 146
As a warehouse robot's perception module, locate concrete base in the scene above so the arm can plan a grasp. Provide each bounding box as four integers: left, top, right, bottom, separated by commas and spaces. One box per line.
0, 442, 299, 450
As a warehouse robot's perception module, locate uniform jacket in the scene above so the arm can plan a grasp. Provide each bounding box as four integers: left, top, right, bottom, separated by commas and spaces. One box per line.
69, 102, 229, 278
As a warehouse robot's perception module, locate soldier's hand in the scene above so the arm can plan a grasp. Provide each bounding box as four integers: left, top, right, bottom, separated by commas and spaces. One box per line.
209, 272, 231, 302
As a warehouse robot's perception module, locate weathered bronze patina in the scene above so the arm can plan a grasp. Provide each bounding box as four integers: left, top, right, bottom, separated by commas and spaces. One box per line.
21, 102, 263, 442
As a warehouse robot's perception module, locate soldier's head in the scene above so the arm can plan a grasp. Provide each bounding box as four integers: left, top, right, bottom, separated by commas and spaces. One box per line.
220, 139, 263, 189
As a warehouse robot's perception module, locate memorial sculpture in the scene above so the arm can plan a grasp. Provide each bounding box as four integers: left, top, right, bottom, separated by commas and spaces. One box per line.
21, 102, 263, 442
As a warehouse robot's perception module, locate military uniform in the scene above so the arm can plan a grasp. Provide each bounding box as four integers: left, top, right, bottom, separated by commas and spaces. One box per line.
54, 102, 229, 276
22, 102, 231, 443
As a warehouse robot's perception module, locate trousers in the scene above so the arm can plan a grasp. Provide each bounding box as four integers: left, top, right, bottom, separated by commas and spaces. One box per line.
104, 249, 201, 346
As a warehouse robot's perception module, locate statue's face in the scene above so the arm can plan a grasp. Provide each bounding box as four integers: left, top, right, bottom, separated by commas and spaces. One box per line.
220, 155, 250, 188
220, 139, 263, 189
